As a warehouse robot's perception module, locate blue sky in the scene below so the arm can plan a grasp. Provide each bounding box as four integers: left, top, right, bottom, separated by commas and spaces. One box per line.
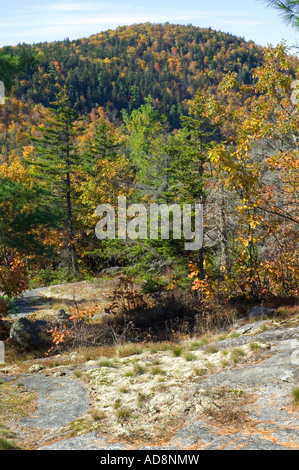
0, 0, 298, 50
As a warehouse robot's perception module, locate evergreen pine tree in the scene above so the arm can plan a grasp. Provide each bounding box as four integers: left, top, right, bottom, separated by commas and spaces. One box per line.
32, 86, 80, 275
168, 91, 219, 279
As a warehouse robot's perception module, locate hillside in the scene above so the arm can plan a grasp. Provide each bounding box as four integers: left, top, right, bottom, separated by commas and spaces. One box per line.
0, 25, 298, 311
0, 11, 298, 455
7, 23, 264, 127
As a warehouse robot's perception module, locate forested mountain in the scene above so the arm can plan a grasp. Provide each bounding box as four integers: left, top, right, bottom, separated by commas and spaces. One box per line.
7, 23, 263, 128
0, 23, 298, 319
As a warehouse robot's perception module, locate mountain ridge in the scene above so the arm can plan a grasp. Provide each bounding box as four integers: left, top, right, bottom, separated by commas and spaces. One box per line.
5, 22, 264, 126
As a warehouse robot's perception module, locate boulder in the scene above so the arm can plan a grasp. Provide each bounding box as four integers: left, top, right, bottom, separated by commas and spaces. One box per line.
9, 317, 41, 349
56, 309, 70, 321
248, 306, 275, 320
28, 364, 44, 373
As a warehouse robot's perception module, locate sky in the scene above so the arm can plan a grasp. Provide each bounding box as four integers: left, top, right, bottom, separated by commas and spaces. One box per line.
0, 0, 298, 51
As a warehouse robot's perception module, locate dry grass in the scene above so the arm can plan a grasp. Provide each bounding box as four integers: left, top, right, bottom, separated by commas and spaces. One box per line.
0, 380, 38, 449
117, 344, 144, 358
197, 386, 254, 426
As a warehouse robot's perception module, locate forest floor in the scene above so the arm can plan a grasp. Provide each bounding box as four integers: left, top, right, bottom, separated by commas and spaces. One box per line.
0, 279, 299, 451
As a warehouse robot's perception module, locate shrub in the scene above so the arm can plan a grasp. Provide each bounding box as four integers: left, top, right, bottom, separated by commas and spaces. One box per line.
103, 275, 237, 343
0, 251, 29, 317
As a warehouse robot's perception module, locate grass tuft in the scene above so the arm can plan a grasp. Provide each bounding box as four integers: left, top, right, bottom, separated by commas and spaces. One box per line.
116, 407, 132, 421
292, 387, 299, 406
0, 437, 21, 450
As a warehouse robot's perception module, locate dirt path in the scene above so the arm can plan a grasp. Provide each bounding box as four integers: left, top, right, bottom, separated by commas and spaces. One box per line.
11, 279, 120, 320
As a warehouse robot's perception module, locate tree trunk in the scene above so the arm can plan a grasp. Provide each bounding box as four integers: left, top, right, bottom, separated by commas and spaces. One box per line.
65, 120, 78, 276
219, 185, 230, 274
66, 173, 78, 275
197, 158, 205, 280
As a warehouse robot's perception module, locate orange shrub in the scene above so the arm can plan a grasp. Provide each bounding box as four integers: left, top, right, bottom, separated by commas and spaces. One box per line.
0, 251, 29, 316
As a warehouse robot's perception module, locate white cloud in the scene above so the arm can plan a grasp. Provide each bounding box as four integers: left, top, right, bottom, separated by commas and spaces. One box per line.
45, 2, 131, 11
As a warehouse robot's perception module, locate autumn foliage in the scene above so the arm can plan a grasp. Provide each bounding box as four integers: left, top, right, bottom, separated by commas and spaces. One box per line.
0, 251, 29, 316
0, 26, 298, 329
